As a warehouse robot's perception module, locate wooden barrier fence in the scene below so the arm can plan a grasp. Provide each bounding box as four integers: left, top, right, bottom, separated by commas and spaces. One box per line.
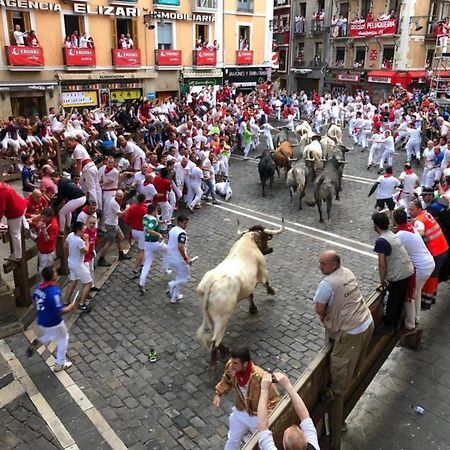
243, 290, 421, 450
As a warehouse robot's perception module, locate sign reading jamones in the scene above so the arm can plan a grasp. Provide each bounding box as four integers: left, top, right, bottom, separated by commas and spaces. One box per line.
349, 19, 397, 37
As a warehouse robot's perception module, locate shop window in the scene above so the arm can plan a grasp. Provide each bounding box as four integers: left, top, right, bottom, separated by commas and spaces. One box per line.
354, 47, 366, 68
157, 21, 173, 49
238, 25, 250, 50
195, 24, 209, 45
63, 15, 85, 43
335, 47, 345, 67
382, 46, 395, 68
114, 18, 138, 48
6, 11, 31, 46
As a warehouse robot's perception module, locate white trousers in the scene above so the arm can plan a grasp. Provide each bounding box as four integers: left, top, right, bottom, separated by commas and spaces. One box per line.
224, 408, 258, 450
38, 251, 56, 273
101, 191, 116, 230
7, 215, 28, 259
81, 163, 102, 210
264, 135, 274, 151
1, 138, 20, 153
158, 201, 172, 231
368, 144, 383, 166
421, 167, 435, 188
185, 180, 194, 205
59, 196, 86, 232
37, 321, 69, 366
359, 130, 370, 149
405, 141, 420, 161
84, 260, 95, 287
168, 190, 177, 211
440, 35, 448, 52
379, 149, 394, 169
139, 241, 167, 287
190, 185, 203, 208
167, 258, 190, 301
131, 229, 145, 250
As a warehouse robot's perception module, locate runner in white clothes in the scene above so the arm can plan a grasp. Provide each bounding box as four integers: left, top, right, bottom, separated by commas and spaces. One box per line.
405, 122, 422, 164
368, 166, 400, 213
367, 127, 384, 170
396, 163, 419, 209
378, 130, 395, 173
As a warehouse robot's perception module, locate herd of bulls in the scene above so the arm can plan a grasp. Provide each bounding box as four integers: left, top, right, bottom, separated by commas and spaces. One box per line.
258, 121, 349, 223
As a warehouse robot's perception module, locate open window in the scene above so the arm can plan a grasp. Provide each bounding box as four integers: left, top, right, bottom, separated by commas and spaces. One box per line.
382, 45, 395, 68
63, 15, 85, 41
360, 0, 371, 18
6, 10, 31, 45
355, 47, 366, 67
238, 25, 251, 50
299, 2, 306, 16
157, 21, 174, 50
339, 2, 349, 19
114, 18, 138, 48
195, 24, 210, 45
335, 47, 345, 66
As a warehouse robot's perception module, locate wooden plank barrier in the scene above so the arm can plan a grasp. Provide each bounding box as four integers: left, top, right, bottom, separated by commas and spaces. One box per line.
243, 289, 421, 450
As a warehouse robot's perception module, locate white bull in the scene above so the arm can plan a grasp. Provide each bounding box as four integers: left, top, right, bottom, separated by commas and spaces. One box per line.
327, 124, 343, 145
303, 139, 323, 161
296, 121, 314, 150
320, 136, 336, 160
196, 220, 285, 374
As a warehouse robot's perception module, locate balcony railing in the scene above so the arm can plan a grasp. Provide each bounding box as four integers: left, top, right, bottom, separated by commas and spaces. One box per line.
6, 46, 44, 68
311, 19, 325, 33
236, 50, 253, 65
193, 49, 217, 67
154, 49, 182, 67
192, 0, 217, 11
63, 47, 96, 67
293, 59, 326, 69
112, 48, 141, 68
237, 0, 254, 13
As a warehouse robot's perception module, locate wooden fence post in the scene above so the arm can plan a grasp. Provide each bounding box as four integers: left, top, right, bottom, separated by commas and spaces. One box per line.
329, 395, 344, 450
10, 228, 31, 307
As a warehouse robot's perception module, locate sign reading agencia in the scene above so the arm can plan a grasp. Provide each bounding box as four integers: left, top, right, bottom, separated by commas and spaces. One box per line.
0, 0, 215, 20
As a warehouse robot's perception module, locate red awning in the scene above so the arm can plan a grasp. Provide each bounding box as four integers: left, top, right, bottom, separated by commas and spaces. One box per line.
367, 70, 396, 78
367, 70, 411, 87
408, 70, 427, 79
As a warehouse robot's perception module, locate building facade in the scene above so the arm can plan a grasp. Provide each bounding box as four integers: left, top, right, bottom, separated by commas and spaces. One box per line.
0, 0, 273, 117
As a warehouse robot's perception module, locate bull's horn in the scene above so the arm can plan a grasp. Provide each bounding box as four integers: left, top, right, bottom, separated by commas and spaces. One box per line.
339, 160, 348, 164
321, 158, 327, 161
263, 218, 285, 236
289, 158, 298, 162
305, 157, 314, 161
237, 219, 247, 236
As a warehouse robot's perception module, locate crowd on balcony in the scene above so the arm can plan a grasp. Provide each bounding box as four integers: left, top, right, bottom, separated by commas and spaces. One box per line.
331, 15, 348, 37
312, 10, 325, 32
294, 15, 305, 34
63, 31, 95, 49
239, 38, 250, 51
195, 39, 219, 51
351, 9, 397, 24
118, 34, 134, 49
13, 25, 40, 47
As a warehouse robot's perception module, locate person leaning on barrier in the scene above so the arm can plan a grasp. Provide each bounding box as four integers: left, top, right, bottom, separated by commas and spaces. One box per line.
257, 371, 320, 450
313, 250, 374, 396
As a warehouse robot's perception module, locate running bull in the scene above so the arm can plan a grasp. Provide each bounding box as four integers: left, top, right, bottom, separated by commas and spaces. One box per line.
196, 219, 285, 374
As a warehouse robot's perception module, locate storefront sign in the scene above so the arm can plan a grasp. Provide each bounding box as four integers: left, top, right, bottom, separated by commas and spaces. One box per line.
62, 91, 98, 107
144, 10, 215, 22
73, 2, 140, 16
184, 78, 221, 87
111, 89, 141, 101
112, 48, 141, 67
154, 0, 179, 5
7, 46, 44, 66
156, 49, 182, 66
64, 48, 96, 66
337, 73, 359, 82
194, 49, 217, 66
349, 18, 397, 37
236, 50, 253, 65
147, 91, 156, 100
368, 75, 391, 84
0, 0, 61, 11
223, 67, 268, 87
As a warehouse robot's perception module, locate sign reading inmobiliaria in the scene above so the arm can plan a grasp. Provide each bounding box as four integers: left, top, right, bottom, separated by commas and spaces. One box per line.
7, 46, 44, 66
64, 47, 96, 66
349, 18, 397, 37
195, 49, 217, 66
112, 48, 141, 67
156, 49, 182, 65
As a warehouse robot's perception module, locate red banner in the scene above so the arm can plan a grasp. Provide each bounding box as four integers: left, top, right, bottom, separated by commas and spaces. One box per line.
156, 49, 181, 66
64, 47, 96, 66
7, 46, 44, 66
112, 48, 141, 67
194, 49, 217, 66
349, 19, 397, 37
236, 50, 253, 65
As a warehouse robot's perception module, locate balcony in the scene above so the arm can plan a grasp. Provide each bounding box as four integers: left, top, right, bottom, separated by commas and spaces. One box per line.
274, 0, 290, 9
63, 47, 96, 68
153, 0, 180, 8
192, 0, 217, 12
6, 46, 44, 70
236, 50, 253, 65
293, 59, 305, 68
237, 0, 253, 13
154, 49, 182, 68
311, 19, 325, 34
112, 49, 141, 68
193, 49, 217, 67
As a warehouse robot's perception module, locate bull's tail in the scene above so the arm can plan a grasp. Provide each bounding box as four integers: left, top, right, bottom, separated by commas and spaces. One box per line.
196, 281, 215, 349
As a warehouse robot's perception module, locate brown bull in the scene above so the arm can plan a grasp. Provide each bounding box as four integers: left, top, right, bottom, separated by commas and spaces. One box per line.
274, 141, 295, 178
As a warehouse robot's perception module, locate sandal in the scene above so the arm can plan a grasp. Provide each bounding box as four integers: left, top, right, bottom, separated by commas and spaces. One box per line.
148, 349, 157, 363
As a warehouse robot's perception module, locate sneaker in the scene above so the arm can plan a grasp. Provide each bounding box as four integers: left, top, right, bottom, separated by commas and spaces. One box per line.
119, 252, 131, 261
212, 200, 220, 205
131, 270, 140, 279
166, 284, 174, 299
77, 303, 91, 314
90, 286, 101, 292
138, 285, 145, 295
225, 191, 232, 201
54, 361, 73, 372
26, 339, 39, 358
97, 258, 112, 267
187, 205, 194, 213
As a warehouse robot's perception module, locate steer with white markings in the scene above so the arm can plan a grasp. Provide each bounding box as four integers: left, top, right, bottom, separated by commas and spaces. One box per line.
196, 220, 285, 375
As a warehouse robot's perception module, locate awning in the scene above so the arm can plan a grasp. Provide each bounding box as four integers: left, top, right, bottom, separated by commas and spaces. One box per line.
367, 70, 411, 87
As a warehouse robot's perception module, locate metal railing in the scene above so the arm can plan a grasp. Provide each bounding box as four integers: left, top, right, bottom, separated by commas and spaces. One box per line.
192, 0, 217, 11
237, 0, 254, 12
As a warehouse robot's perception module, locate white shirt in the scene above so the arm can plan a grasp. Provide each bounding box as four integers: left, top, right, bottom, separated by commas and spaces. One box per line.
190, 166, 203, 188
98, 166, 119, 191
66, 232, 86, 267
140, 180, 157, 202
399, 171, 418, 193
14, 30, 26, 45
258, 418, 320, 450
406, 127, 421, 143
103, 197, 121, 226
76, 210, 98, 225
375, 175, 400, 199
79, 35, 89, 48
73, 144, 90, 162
396, 229, 435, 276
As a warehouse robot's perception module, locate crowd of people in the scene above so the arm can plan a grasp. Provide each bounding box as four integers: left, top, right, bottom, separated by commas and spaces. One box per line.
3, 79, 450, 447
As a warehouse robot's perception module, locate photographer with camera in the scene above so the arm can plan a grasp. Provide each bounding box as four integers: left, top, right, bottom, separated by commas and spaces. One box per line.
213, 345, 280, 450
257, 371, 320, 450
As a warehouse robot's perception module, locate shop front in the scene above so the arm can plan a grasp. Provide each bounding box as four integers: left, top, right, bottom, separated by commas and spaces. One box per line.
328, 71, 365, 92
222, 67, 269, 92
181, 69, 223, 95
367, 70, 412, 100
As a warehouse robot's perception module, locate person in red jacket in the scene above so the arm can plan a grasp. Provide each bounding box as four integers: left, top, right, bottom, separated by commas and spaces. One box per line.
123, 193, 148, 277
35, 208, 59, 272
0, 181, 28, 260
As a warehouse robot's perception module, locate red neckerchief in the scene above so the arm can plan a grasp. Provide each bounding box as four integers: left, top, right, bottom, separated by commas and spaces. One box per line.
236, 361, 253, 387
143, 179, 153, 186
397, 223, 415, 233
384, 173, 393, 178
39, 281, 58, 289
82, 206, 90, 214
404, 169, 413, 175
104, 166, 114, 174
